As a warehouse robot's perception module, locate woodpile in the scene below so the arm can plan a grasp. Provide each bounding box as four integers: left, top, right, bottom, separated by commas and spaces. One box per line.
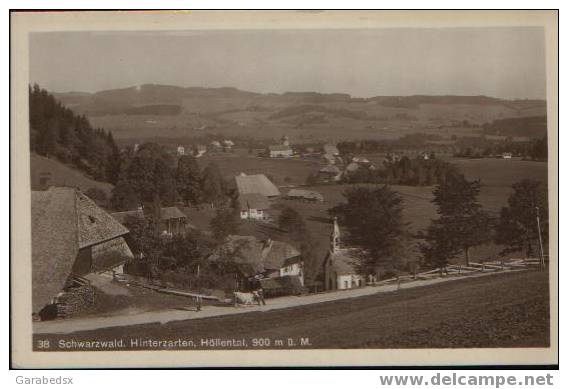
55, 285, 95, 318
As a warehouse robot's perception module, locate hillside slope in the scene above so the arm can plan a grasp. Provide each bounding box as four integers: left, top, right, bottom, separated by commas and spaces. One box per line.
30, 153, 113, 196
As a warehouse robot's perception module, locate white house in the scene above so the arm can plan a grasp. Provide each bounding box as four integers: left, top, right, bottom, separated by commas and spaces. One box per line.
268, 135, 293, 158
177, 145, 185, 156
238, 193, 270, 220
269, 145, 294, 158
322, 218, 365, 290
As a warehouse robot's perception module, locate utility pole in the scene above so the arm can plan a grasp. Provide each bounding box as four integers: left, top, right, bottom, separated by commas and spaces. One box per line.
535, 206, 545, 270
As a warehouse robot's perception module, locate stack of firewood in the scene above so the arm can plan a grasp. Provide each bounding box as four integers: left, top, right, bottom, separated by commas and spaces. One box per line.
55, 285, 95, 318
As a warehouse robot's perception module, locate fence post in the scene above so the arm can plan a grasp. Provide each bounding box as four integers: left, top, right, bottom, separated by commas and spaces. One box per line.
397, 276, 401, 290
458, 265, 461, 275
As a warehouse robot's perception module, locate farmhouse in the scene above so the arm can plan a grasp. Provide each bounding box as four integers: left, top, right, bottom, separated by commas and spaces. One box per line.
502, 152, 513, 159
111, 206, 191, 237
209, 235, 304, 291
235, 173, 281, 197
32, 187, 134, 317
238, 193, 270, 220
176, 145, 185, 156
322, 218, 365, 290
287, 189, 324, 202
318, 165, 342, 182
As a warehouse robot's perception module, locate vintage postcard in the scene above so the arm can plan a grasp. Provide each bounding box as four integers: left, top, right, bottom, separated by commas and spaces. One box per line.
10, 10, 558, 368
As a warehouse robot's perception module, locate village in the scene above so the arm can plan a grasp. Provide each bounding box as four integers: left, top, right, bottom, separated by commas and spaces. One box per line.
30, 118, 549, 338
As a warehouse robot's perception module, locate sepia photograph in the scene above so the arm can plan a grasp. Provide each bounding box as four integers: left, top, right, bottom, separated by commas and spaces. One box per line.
10, 10, 558, 368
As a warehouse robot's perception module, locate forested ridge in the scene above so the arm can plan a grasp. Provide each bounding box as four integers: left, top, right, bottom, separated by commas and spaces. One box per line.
29, 84, 121, 184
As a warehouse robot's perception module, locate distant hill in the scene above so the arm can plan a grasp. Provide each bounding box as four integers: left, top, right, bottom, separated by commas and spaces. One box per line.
30, 153, 113, 196
482, 116, 547, 138
52, 84, 548, 142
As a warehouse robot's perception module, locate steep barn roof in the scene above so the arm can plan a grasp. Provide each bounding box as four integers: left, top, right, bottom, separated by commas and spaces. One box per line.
263, 240, 301, 270
160, 207, 187, 221
209, 235, 300, 276
31, 187, 131, 313
32, 188, 79, 313
238, 193, 270, 211
235, 173, 280, 197
76, 191, 129, 249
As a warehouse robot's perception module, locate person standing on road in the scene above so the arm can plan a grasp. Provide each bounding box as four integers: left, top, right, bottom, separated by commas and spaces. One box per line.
257, 288, 266, 306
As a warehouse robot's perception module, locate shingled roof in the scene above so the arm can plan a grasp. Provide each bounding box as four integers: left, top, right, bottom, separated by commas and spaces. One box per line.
238, 193, 270, 211
76, 191, 129, 249
32, 188, 79, 313
235, 173, 280, 197
327, 249, 360, 276
32, 187, 130, 313
209, 235, 300, 276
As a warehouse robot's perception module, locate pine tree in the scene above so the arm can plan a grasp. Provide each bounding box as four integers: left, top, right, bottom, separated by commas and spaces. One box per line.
330, 186, 409, 275
176, 155, 202, 206
495, 179, 548, 257
201, 163, 226, 208
421, 174, 491, 267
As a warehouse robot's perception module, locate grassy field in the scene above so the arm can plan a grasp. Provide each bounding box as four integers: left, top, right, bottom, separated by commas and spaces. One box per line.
34, 270, 550, 349
30, 153, 114, 196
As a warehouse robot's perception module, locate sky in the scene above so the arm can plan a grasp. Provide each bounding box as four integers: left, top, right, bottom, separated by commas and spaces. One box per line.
29, 27, 547, 99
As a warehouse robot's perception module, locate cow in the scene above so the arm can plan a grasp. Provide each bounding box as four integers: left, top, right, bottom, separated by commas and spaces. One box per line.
233, 291, 262, 307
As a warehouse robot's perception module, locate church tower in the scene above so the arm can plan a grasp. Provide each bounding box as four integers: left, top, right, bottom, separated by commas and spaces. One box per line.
330, 216, 341, 253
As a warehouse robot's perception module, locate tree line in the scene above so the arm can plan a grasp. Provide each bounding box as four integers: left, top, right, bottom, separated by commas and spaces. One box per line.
110, 143, 232, 212
343, 156, 459, 187
329, 177, 548, 278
